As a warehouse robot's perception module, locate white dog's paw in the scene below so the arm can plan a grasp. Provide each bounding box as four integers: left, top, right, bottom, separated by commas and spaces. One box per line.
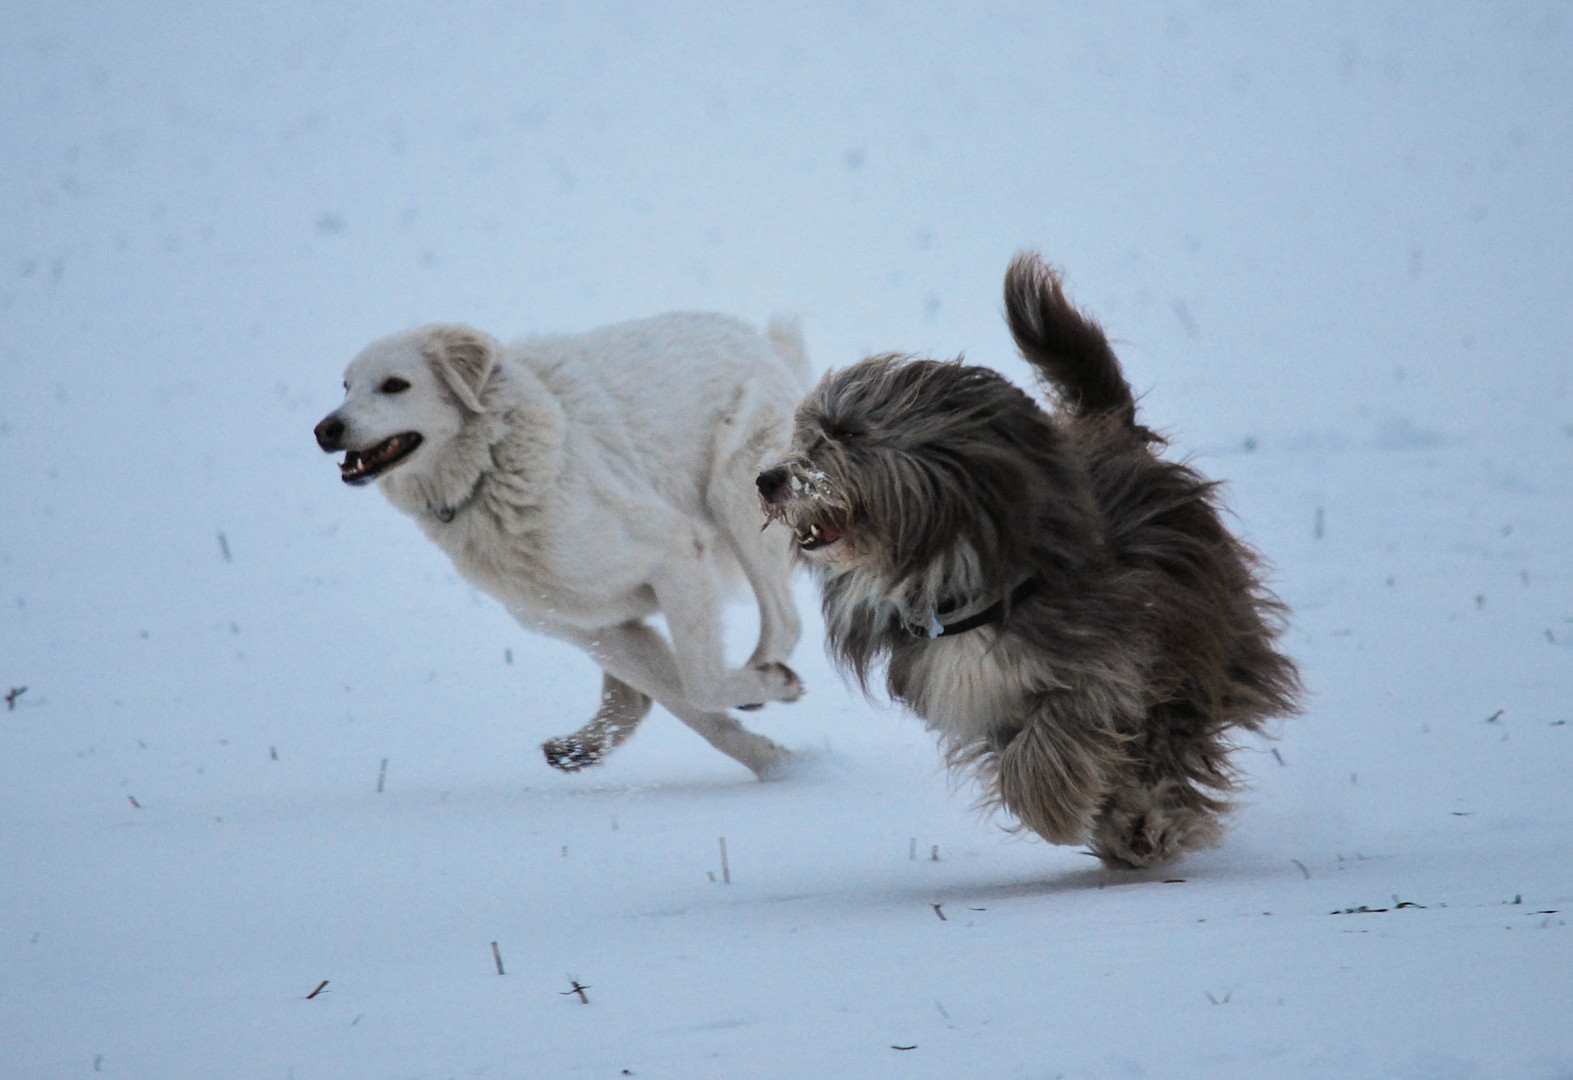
541, 735, 606, 772
742, 661, 802, 709
699, 661, 803, 713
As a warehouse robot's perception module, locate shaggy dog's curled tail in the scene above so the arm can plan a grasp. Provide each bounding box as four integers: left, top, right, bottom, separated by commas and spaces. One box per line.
1004, 252, 1137, 427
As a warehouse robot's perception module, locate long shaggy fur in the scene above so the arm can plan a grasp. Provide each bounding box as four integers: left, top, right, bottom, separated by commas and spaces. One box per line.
759, 252, 1301, 867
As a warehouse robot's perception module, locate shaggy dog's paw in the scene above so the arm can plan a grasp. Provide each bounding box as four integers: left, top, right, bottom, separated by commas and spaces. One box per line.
541, 736, 605, 772
1087, 809, 1171, 869
1089, 802, 1223, 869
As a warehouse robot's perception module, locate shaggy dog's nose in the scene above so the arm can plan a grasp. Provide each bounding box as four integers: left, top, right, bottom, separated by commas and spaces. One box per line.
756, 466, 789, 503
315, 414, 345, 451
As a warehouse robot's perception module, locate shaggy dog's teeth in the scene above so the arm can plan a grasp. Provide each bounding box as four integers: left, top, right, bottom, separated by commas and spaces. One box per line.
794, 522, 824, 547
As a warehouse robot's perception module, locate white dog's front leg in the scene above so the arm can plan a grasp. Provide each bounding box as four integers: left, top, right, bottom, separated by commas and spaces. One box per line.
653, 560, 802, 712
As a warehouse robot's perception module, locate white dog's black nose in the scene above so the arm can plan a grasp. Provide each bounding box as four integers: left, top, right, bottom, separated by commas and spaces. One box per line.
315, 414, 345, 452
756, 466, 789, 503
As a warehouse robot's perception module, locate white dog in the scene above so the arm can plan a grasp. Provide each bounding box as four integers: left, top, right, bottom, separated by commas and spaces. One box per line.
314, 313, 807, 777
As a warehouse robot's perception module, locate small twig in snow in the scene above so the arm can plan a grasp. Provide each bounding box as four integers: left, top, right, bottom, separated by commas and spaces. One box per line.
1486, 709, 1505, 724
127, 795, 141, 809
1291, 859, 1311, 880
562, 981, 591, 1004
891, 1045, 917, 1051
1271, 748, 1285, 766
217, 531, 232, 563
931, 902, 947, 921
5, 686, 25, 710
930, 844, 940, 862
376, 757, 387, 793
719, 837, 730, 884
306, 980, 329, 999
491, 941, 505, 975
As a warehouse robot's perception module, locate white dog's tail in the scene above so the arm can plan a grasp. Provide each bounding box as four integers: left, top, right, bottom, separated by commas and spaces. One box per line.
766, 317, 809, 381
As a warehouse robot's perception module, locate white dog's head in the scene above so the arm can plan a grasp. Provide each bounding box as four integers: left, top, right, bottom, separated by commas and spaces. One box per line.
314, 325, 498, 485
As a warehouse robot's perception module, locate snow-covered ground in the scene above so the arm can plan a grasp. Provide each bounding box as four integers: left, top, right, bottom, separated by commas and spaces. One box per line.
3, 4, 1571, 1077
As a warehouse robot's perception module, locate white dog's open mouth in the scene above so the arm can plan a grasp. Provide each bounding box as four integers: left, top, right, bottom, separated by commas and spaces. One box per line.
340, 433, 423, 485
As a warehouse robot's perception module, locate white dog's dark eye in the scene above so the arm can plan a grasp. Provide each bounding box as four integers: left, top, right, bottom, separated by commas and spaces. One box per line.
380, 377, 411, 394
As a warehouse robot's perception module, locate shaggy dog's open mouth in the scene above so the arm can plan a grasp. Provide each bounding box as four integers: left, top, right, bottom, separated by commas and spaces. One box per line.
793, 515, 847, 551
340, 432, 423, 485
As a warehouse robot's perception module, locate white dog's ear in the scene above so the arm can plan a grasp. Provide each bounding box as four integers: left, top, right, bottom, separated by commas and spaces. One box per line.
422, 325, 496, 413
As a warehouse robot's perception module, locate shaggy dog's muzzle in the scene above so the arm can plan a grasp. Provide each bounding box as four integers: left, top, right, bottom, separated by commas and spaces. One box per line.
755, 465, 854, 556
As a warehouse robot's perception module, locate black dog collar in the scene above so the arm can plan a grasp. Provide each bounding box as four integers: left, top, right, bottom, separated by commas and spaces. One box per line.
903, 577, 1041, 639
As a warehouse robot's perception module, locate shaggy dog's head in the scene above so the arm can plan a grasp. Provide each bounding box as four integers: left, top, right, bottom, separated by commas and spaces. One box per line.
757, 354, 1101, 603
314, 325, 497, 486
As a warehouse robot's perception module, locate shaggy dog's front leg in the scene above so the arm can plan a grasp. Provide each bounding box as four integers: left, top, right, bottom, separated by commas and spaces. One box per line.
966, 694, 1131, 849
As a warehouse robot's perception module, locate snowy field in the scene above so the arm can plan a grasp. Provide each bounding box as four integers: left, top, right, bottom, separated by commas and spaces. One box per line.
3, 3, 1571, 1077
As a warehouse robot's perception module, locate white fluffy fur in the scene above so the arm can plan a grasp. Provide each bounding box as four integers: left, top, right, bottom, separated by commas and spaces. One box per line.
318, 313, 808, 777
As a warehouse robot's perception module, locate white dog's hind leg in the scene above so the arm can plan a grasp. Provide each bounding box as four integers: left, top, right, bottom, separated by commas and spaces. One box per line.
541, 672, 652, 772
554, 620, 793, 778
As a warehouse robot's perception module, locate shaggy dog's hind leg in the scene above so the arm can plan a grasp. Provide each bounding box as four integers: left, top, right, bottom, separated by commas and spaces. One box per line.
542, 672, 652, 772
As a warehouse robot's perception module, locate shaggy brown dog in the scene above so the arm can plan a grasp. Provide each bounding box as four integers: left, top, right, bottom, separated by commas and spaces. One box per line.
757, 253, 1300, 867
